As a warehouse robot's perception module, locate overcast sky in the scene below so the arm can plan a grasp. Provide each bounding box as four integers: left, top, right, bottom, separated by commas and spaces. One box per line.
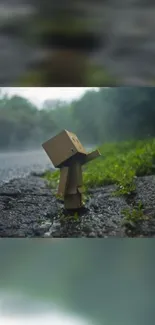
1, 87, 99, 108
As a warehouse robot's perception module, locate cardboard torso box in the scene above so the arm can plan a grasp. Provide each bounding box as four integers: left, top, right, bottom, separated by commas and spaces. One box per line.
42, 129, 87, 167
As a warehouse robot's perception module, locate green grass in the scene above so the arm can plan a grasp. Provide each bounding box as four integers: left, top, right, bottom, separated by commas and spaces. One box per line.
44, 138, 155, 196
121, 201, 148, 227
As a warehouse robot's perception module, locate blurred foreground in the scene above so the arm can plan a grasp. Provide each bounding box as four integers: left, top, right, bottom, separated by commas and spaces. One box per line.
0, 292, 91, 325
0, 240, 154, 325
0, 1, 155, 85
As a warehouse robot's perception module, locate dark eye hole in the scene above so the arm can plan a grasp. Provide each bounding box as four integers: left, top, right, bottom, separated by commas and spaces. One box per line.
71, 148, 74, 152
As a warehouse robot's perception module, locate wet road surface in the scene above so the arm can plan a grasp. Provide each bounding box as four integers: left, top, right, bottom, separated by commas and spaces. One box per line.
0, 149, 52, 185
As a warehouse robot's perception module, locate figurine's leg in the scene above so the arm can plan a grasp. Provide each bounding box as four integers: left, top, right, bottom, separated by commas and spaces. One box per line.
64, 161, 83, 210
64, 193, 82, 210
58, 167, 69, 196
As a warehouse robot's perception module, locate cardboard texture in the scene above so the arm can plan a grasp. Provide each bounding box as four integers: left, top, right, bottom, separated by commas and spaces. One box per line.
42, 129, 87, 168
82, 149, 101, 164
58, 167, 69, 196
64, 193, 82, 210
42, 130, 101, 210
62, 161, 83, 209
66, 161, 83, 194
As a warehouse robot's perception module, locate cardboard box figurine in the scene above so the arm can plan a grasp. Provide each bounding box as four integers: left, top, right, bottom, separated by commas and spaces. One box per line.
42, 129, 101, 210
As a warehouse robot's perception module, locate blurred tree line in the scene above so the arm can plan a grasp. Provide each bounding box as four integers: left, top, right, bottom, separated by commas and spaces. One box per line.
0, 91, 59, 150
1, 87, 155, 150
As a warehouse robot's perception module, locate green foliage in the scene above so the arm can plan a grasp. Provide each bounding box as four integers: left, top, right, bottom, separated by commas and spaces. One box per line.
83, 138, 155, 195
59, 211, 80, 222
45, 138, 155, 196
122, 201, 149, 227
44, 170, 60, 189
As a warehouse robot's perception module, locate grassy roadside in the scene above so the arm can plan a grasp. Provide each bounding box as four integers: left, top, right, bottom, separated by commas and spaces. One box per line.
44, 138, 155, 197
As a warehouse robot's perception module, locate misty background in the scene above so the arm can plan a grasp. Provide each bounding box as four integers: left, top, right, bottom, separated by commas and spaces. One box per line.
0, 87, 98, 184
0, 239, 154, 325
1, 86, 155, 151
1, 86, 155, 184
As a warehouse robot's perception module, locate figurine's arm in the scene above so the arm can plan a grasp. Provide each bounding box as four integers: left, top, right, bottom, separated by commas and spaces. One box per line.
58, 151, 100, 196
82, 150, 101, 165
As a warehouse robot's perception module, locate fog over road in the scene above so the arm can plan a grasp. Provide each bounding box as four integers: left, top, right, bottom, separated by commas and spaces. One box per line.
0, 146, 94, 185
0, 150, 52, 185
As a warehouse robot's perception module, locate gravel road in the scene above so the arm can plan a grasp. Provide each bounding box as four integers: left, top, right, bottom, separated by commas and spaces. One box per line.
0, 149, 155, 238
0, 171, 155, 238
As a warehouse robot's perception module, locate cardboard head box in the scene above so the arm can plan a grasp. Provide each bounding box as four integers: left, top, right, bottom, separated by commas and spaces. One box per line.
42, 129, 87, 168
